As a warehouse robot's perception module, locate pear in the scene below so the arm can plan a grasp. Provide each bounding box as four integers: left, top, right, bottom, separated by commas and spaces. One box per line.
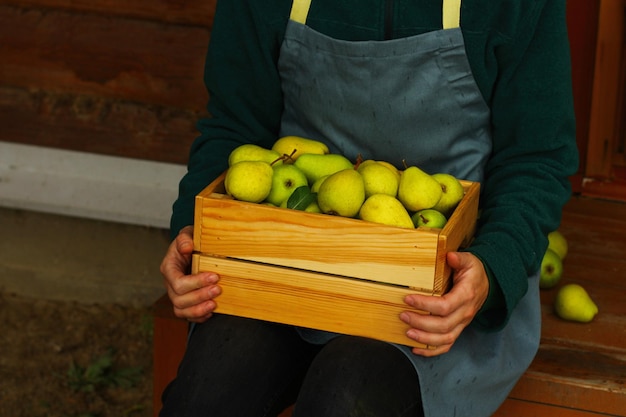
272, 136, 329, 161
539, 248, 563, 289
411, 209, 447, 229
376, 160, 402, 182
359, 194, 414, 229
265, 164, 309, 206
358, 162, 399, 198
228, 143, 282, 166
431, 173, 465, 216
317, 169, 365, 218
397, 166, 443, 212
554, 284, 598, 323
224, 161, 274, 203
294, 153, 354, 184
548, 230, 569, 260
311, 175, 328, 193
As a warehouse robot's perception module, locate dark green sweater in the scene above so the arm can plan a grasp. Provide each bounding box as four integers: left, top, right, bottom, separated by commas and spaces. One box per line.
171, 0, 579, 329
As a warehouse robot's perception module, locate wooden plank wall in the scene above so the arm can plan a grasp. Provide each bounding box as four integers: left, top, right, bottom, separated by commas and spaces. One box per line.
0, 0, 216, 164
0, 0, 600, 172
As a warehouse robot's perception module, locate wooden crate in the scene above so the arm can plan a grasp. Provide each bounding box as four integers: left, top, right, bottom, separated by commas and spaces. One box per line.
192, 172, 480, 347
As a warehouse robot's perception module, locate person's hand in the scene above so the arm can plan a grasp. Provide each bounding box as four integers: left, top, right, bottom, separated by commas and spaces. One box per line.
400, 251, 489, 356
160, 225, 221, 323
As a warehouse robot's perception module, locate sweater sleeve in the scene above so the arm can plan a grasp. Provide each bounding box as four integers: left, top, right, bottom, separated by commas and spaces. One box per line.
169, 0, 291, 239
469, 0, 579, 329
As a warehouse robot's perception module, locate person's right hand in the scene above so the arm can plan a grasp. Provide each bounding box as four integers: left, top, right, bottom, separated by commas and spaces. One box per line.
160, 225, 221, 323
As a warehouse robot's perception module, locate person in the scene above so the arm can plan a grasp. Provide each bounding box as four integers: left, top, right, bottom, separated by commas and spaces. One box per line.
159, 0, 579, 416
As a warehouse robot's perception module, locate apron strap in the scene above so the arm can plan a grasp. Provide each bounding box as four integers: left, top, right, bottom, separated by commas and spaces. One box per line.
290, 0, 312, 24
442, 0, 462, 29
290, 0, 460, 30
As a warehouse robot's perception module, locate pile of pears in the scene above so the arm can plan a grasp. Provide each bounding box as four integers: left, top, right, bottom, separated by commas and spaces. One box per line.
224, 136, 467, 230
540, 230, 599, 323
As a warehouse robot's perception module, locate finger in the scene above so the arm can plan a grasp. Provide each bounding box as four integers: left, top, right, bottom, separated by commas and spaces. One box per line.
168, 272, 220, 296
173, 299, 217, 323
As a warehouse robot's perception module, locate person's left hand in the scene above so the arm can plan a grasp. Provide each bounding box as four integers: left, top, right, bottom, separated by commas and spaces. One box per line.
400, 251, 489, 357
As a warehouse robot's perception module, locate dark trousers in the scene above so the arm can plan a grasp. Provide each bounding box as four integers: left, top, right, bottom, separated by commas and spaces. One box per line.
159, 314, 424, 417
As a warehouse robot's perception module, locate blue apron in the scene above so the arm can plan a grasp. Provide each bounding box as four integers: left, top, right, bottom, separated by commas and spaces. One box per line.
277, 1, 541, 415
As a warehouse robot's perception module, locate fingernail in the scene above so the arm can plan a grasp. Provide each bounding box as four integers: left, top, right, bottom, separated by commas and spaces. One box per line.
209, 285, 221, 297
400, 312, 410, 323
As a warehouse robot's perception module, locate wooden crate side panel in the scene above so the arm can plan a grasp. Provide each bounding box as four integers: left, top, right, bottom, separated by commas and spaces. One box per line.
193, 254, 430, 348
197, 197, 440, 290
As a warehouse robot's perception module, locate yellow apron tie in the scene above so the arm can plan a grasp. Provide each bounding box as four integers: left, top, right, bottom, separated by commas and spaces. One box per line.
290, 0, 312, 24
291, 1, 460, 30
442, 0, 462, 29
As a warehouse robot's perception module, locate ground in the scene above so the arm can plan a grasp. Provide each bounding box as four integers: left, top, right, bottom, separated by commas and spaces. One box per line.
0, 292, 154, 417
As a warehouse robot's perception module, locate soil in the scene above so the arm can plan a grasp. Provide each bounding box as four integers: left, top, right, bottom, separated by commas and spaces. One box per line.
0, 292, 154, 417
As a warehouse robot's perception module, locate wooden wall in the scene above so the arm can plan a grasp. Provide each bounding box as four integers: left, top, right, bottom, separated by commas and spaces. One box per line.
0, 0, 216, 165
0, 0, 600, 174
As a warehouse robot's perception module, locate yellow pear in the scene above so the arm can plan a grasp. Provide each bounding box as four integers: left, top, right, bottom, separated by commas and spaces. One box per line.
228, 143, 282, 166
271, 136, 329, 161
397, 166, 443, 212
376, 160, 402, 181
224, 161, 273, 203
294, 153, 354, 184
548, 230, 569, 260
359, 194, 414, 229
554, 284, 598, 323
358, 162, 399, 198
317, 169, 365, 218
431, 173, 465, 216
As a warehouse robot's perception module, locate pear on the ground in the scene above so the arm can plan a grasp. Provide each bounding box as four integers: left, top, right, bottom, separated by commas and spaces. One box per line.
431, 173, 465, 216
272, 136, 329, 161
411, 209, 447, 229
539, 248, 563, 289
294, 153, 354, 184
317, 169, 365, 218
548, 230, 569, 260
397, 166, 442, 211
554, 283, 598, 323
228, 143, 282, 166
265, 164, 308, 206
359, 194, 414, 229
224, 161, 273, 203
358, 162, 399, 198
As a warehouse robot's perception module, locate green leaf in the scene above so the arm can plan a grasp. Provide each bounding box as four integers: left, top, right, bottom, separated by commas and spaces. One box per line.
287, 186, 317, 211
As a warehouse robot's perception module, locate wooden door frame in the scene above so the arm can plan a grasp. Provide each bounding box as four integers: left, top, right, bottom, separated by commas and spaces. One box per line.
582, 0, 626, 201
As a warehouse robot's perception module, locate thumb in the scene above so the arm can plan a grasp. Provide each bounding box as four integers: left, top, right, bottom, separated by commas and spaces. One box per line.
446, 251, 470, 271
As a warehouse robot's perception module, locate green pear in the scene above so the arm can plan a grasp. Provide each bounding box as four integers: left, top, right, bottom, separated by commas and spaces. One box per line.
228, 143, 282, 166
411, 209, 447, 229
397, 166, 443, 212
358, 162, 399, 198
359, 194, 414, 229
317, 169, 365, 218
272, 136, 329, 161
294, 153, 354, 184
548, 230, 568, 260
554, 283, 598, 323
539, 248, 564, 289
311, 175, 329, 193
304, 200, 322, 213
431, 173, 465, 216
224, 161, 273, 203
265, 164, 308, 206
